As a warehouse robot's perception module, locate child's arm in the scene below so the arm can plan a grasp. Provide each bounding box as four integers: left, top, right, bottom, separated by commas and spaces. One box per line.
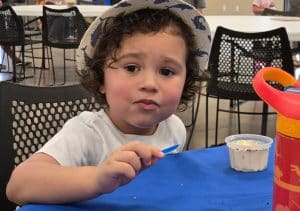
252, 5, 265, 15
6, 141, 164, 205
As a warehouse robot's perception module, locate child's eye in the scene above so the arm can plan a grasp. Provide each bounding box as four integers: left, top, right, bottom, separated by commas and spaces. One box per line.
124, 65, 140, 73
160, 68, 174, 76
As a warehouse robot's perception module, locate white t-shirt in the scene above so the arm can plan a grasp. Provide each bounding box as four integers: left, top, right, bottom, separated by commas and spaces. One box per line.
38, 110, 186, 166
252, 0, 275, 8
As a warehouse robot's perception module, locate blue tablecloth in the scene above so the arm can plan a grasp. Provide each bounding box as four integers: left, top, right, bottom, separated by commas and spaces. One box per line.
19, 145, 274, 211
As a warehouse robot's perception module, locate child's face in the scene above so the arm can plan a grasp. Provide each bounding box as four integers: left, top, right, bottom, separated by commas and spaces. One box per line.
102, 28, 186, 135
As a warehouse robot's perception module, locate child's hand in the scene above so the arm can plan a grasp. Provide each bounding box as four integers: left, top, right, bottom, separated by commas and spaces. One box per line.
94, 141, 164, 194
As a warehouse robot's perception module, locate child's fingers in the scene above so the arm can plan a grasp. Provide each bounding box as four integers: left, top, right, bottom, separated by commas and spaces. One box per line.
98, 160, 137, 192
119, 141, 164, 166
112, 150, 142, 173
141, 146, 164, 167
150, 147, 165, 158
98, 142, 166, 193
111, 161, 137, 182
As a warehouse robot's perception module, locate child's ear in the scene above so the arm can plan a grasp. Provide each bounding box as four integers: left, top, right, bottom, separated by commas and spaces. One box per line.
99, 85, 105, 94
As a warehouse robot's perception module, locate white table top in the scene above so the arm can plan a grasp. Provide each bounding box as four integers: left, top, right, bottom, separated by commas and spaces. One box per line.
206, 15, 300, 42
13, 5, 109, 17
12, 5, 300, 41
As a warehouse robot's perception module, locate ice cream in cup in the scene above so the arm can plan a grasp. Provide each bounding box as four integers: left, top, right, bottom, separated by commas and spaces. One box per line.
225, 134, 273, 172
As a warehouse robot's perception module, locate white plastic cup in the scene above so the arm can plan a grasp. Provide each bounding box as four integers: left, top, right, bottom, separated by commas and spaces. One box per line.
225, 134, 273, 172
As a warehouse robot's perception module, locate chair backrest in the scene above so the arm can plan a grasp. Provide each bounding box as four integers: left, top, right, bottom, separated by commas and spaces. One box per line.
0, 81, 100, 210
206, 26, 294, 100
0, 5, 25, 45
42, 6, 89, 48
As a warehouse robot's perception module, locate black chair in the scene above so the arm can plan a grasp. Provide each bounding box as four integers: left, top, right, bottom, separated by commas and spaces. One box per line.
262, 6, 300, 66
1, 16, 42, 75
40, 6, 89, 85
205, 26, 294, 147
23, 16, 45, 67
0, 6, 42, 82
0, 81, 100, 210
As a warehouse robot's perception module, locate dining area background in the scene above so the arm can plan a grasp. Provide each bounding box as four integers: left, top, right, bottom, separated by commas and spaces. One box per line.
1, 0, 300, 210
2, 0, 298, 159
1, 0, 299, 169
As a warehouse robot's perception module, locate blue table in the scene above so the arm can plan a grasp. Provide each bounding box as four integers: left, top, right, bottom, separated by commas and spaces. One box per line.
19, 145, 274, 211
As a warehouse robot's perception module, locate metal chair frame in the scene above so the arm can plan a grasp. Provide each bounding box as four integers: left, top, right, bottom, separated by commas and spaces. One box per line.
0, 6, 41, 82
0, 81, 100, 210
40, 6, 89, 85
204, 26, 294, 147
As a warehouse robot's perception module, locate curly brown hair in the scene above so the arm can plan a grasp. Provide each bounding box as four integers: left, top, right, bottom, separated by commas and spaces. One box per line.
80, 9, 208, 111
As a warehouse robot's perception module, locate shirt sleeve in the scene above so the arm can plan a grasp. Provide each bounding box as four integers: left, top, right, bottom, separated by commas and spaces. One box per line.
37, 112, 104, 167
168, 114, 187, 152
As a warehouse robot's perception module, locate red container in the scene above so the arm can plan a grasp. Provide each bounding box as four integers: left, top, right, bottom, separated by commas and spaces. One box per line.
274, 130, 300, 210
253, 67, 300, 211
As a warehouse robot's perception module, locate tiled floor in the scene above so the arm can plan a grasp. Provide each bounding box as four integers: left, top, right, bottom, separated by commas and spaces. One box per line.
0, 45, 279, 150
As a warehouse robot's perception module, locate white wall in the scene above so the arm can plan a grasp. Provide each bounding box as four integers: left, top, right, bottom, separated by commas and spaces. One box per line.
204, 0, 284, 15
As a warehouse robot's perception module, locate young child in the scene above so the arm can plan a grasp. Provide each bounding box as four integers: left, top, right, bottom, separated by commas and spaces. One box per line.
6, 0, 211, 205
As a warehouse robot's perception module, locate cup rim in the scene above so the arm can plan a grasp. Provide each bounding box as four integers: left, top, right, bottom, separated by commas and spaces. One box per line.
225, 134, 273, 151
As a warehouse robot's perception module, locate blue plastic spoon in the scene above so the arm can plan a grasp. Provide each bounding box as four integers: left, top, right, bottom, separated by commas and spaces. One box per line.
161, 144, 179, 154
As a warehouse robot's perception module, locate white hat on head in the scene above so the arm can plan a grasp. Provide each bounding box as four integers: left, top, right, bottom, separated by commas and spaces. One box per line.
76, 0, 211, 74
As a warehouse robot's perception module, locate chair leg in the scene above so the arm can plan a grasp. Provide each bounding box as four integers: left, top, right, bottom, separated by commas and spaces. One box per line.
63, 49, 66, 85
185, 91, 200, 150
41, 42, 46, 69
12, 46, 17, 82
30, 43, 36, 74
261, 103, 268, 135
49, 47, 55, 84
229, 99, 234, 108
38, 64, 43, 86
205, 94, 209, 148
6, 49, 10, 72
215, 97, 220, 146
237, 100, 241, 134
38, 43, 46, 86
185, 96, 195, 128
0, 49, 5, 70
21, 45, 26, 79
39, 46, 55, 86
191, 99, 195, 126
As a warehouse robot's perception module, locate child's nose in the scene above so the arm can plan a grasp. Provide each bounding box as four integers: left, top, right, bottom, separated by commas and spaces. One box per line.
139, 71, 159, 92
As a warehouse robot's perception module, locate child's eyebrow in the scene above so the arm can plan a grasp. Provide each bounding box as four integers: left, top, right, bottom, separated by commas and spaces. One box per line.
117, 53, 142, 61
160, 56, 185, 70
118, 53, 185, 70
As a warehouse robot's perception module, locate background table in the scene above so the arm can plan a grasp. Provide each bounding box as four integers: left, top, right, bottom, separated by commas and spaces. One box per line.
206, 16, 300, 41
12, 7, 300, 41
19, 144, 274, 211
13, 5, 109, 17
